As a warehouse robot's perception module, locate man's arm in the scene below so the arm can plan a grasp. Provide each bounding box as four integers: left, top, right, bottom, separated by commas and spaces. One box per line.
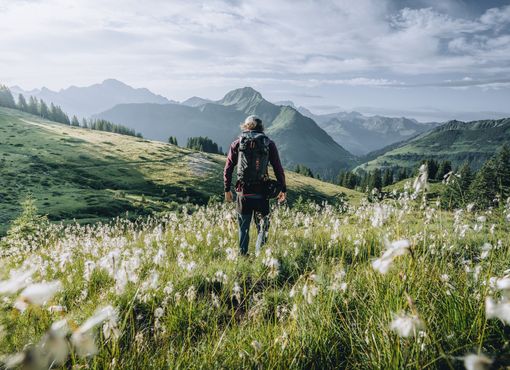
269, 141, 286, 193
223, 139, 239, 196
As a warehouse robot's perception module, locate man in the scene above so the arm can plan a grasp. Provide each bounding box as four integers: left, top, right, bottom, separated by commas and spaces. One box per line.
224, 115, 286, 256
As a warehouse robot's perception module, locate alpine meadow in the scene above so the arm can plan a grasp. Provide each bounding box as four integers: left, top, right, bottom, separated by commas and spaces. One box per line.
1, 1, 510, 369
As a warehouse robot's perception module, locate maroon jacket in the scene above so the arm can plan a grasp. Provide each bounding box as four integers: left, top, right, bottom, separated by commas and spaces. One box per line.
224, 132, 286, 193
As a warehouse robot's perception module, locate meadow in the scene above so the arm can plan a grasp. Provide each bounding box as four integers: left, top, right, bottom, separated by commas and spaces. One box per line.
1, 185, 510, 369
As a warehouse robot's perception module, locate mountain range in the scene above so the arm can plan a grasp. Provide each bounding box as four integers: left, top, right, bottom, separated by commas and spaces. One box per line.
10, 79, 174, 118
95, 87, 358, 177
357, 118, 510, 172
296, 106, 441, 155
9, 79, 509, 176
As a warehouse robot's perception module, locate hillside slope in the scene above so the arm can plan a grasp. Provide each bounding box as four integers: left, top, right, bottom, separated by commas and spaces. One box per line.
357, 118, 510, 172
95, 87, 358, 176
0, 107, 360, 235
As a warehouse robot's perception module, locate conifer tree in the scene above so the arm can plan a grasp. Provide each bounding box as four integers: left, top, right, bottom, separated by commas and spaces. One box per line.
0, 85, 16, 108
71, 115, 80, 127
17, 94, 28, 111
469, 159, 498, 208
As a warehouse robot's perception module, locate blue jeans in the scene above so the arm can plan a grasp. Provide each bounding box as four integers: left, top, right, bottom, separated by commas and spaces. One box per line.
236, 194, 270, 255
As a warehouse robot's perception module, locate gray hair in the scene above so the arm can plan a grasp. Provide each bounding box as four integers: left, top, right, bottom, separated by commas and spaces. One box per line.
240, 115, 264, 131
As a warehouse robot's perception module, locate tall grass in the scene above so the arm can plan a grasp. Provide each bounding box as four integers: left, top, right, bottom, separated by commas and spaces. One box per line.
1, 192, 509, 369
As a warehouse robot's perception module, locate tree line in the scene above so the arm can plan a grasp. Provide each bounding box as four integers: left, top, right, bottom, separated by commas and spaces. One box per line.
0, 85, 141, 138
186, 136, 223, 154
441, 144, 510, 210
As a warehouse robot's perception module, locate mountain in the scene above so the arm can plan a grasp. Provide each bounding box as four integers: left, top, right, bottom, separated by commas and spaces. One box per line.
274, 100, 296, 108
181, 96, 213, 107
0, 106, 360, 235
10, 79, 174, 117
298, 107, 441, 155
357, 118, 510, 172
95, 87, 358, 177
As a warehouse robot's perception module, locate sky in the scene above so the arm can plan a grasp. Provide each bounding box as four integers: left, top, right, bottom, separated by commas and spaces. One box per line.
1, 0, 510, 121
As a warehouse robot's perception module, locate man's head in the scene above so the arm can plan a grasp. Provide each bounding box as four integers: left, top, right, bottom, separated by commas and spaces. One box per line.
240, 115, 264, 132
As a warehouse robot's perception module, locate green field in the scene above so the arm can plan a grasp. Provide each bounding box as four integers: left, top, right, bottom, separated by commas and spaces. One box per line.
0, 107, 360, 235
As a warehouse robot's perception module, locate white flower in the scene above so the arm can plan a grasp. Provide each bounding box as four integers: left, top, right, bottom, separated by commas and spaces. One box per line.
485, 297, 510, 324
71, 306, 118, 357
41, 319, 70, 365
463, 353, 492, 370
0, 268, 35, 295
16, 281, 62, 309
390, 312, 424, 338
302, 283, 319, 304
154, 307, 164, 318
251, 340, 262, 353
372, 239, 410, 274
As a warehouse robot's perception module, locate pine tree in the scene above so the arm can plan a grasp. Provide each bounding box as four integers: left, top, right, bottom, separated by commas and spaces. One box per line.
39, 99, 50, 119
495, 144, 510, 199
469, 159, 498, 209
71, 115, 80, 127
295, 164, 314, 178
28, 96, 39, 115
168, 136, 178, 145
82, 118, 88, 128
382, 168, 393, 187
437, 160, 452, 180
368, 169, 382, 191
0, 85, 16, 108
17, 94, 28, 112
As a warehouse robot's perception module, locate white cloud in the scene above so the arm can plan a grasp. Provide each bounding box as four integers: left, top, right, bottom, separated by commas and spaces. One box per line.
0, 0, 509, 100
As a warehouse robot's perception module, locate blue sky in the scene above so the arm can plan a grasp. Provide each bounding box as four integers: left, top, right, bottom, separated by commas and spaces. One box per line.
0, 0, 509, 121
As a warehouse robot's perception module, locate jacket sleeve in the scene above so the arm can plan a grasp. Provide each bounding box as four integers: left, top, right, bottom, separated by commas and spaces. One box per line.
269, 141, 287, 192
223, 139, 239, 192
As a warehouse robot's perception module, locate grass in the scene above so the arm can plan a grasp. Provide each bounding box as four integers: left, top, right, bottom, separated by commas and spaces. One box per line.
0, 107, 361, 235
1, 193, 510, 369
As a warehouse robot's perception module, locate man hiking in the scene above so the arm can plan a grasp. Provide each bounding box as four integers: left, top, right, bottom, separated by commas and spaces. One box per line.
224, 115, 287, 256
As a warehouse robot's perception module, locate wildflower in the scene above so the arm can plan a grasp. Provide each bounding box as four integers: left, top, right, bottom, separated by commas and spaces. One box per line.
0, 268, 35, 295
232, 282, 241, 302
463, 353, 492, 370
185, 285, 196, 302
485, 297, 510, 324
40, 319, 70, 365
372, 239, 410, 274
71, 306, 118, 357
15, 281, 62, 311
390, 312, 424, 338
302, 283, 319, 304
413, 164, 429, 195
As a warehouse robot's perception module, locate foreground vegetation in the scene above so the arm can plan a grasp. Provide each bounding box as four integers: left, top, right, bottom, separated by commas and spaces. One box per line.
1, 187, 510, 369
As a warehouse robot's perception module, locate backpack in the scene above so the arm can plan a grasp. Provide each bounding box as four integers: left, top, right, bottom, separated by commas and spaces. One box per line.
237, 131, 270, 186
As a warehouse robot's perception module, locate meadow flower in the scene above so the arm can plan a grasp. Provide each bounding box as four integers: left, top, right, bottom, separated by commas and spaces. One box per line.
485, 297, 510, 324
185, 285, 197, 302
302, 283, 319, 304
0, 268, 35, 295
413, 164, 429, 195
16, 281, 62, 310
71, 306, 118, 357
390, 312, 424, 338
232, 282, 241, 302
251, 340, 262, 353
372, 239, 410, 274
463, 353, 492, 370
40, 319, 70, 365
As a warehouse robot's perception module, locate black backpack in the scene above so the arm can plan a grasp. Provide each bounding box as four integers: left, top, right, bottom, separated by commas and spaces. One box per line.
237, 131, 270, 186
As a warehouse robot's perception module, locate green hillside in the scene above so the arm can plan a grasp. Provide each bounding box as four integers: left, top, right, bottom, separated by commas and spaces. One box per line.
95, 87, 358, 177
357, 118, 510, 172
0, 107, 360, 235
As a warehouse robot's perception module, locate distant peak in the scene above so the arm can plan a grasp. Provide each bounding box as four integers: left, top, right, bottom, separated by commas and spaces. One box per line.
221, 86, 263, 104
101, 78, 129, 87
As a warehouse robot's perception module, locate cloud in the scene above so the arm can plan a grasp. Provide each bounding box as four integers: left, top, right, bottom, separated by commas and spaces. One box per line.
0, 0, 509, 99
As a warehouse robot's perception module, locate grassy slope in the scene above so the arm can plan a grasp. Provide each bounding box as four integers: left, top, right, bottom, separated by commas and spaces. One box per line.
357, 118, 510, 172
0, 107, 361, 234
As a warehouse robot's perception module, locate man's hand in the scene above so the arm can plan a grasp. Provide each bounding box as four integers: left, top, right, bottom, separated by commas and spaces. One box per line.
277, 191, 286, 204
225, 191, 233, 203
